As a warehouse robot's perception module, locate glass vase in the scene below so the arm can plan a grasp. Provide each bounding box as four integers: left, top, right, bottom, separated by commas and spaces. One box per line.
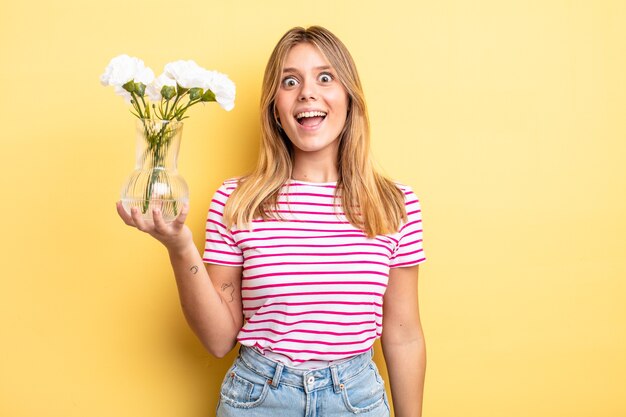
120, 119, 189, 222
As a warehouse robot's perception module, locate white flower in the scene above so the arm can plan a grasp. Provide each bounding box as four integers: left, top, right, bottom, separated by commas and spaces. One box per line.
146, 73, 177, 102
100, 54, 154, 87
163, 60, 206, 89
200, 69, 236, 111
103, 55, 236, 117
100, 54, 154, 101
163, 60, 236, 110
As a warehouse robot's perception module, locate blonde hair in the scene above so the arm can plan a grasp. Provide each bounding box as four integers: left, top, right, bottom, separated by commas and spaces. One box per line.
224, 26, 407, 237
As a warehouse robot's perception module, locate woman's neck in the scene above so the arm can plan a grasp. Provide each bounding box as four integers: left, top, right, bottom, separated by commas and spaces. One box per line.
291, 153, 339, 183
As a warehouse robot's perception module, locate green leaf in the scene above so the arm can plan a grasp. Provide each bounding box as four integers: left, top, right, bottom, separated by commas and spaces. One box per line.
161, 86, 176, 100
189, 87, 203, 100
122, 80, 136, 93
201, 89, 216, 102
176, 84, 189, 95
135, 83, 146, 97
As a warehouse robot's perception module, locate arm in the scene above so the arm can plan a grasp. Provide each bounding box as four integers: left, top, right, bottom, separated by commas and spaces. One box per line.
168, 246, 243, 358
381, 265, 426, 417
116, 203, 243, 358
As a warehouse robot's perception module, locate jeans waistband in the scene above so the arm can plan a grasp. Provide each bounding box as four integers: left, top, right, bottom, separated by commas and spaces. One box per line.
237, 345, 374, 393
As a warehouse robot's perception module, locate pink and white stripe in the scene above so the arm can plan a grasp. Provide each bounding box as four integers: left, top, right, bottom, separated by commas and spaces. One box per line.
203, 179, 425, 364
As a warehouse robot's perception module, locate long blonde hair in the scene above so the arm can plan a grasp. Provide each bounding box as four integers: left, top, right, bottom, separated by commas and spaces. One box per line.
224, 26, 407, 237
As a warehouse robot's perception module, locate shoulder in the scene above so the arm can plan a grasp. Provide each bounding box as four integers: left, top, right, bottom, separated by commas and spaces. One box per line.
392, 181, 411, 193
392, 181, 420, 203
209, 178, 242, 207
215, 177, 241, 195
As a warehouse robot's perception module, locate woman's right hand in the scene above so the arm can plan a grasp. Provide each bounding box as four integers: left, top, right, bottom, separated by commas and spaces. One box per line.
116, 201, 194, 254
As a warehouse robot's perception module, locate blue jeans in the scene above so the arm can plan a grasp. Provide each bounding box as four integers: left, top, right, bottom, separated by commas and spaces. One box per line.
216, 346, 391, 417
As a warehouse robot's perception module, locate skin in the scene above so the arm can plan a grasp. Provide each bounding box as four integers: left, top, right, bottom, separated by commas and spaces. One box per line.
274, 42, 349, 183
116, 202, 243, 358
382, 265, 426, 417
117, 41, 425, 417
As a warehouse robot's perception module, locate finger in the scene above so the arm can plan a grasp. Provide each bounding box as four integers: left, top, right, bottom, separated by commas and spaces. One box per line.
172, 203, 190, 231
152, 208, 168, 234
130, 206, 151, 232
116, 201, 135, 226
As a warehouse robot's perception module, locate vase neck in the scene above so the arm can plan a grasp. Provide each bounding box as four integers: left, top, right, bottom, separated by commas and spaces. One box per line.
134, 120, 183, 170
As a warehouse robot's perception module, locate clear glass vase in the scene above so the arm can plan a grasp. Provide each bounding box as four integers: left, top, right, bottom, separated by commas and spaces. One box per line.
121, 119, 189, 222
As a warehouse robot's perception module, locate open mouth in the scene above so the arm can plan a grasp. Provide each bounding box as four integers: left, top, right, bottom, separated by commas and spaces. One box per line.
296, 111, 327, 126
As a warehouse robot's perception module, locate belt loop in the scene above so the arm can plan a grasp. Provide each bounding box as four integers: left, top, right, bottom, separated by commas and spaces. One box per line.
270, 362, 284, 389
330, 365, 341, 393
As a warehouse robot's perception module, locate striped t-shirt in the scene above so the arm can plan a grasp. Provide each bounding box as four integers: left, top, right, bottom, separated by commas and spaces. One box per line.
203, 178, 426, 365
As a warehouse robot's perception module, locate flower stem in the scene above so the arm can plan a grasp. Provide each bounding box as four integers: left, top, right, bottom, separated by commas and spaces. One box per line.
165, 91, 186, 121
173, 97, 202, 120
130, 92, 145, 119
164, 98, 171, 120
139, 95, 151, 119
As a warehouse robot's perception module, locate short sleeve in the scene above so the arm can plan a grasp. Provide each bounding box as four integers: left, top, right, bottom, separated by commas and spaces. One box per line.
202, 182, 244, 266
389, 187, 426, 268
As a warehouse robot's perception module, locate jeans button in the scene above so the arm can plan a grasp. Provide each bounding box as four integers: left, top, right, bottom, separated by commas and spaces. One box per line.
307, 376, 315, 385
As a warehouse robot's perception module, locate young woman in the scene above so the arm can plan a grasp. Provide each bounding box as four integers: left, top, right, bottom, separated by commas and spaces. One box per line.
117, 26, 426, 417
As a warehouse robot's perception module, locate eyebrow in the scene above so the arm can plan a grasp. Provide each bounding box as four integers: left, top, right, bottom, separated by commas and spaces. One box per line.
282, 65, 333, 73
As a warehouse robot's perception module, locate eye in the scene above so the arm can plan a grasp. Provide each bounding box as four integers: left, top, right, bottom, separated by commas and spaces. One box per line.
318, 72, 333, 83
282, 76, 299, 88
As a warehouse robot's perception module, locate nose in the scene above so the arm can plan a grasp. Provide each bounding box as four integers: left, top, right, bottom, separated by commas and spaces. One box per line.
298, 77, 317, 101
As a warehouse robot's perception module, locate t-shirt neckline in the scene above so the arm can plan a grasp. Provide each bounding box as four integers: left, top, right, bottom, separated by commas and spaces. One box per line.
287, 179, 338, 186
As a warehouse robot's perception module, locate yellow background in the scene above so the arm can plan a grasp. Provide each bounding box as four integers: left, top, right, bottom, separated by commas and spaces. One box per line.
1, 0, 625, 416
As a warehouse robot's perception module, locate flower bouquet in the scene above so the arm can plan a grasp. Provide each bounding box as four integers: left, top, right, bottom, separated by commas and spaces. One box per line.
101, 54, 235, 221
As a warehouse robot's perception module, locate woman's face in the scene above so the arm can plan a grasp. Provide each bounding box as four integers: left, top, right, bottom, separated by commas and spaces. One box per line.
274, 42, 349, 160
